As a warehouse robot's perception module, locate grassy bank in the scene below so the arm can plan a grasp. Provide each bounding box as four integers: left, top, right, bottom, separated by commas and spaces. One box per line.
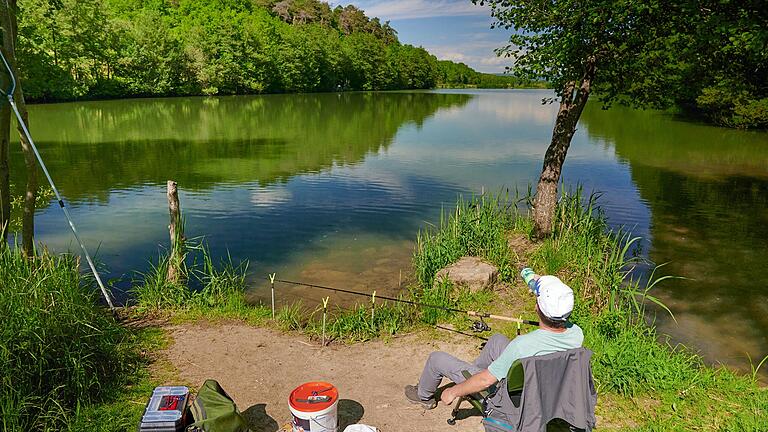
0, 246, 160, 431
4, 191, 766, 430
410, 191, 768, 430
137, 190, 767, 429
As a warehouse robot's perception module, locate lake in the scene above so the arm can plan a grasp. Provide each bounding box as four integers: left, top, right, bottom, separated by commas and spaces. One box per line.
10, 89, 768, 376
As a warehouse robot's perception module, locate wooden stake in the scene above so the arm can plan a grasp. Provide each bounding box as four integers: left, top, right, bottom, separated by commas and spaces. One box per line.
166, 180, 183, 284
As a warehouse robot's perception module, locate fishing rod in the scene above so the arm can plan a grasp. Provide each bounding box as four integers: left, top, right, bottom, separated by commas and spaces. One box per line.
272, 278, 540, 327
435, 325, 490, 341
0, 50, 115, 310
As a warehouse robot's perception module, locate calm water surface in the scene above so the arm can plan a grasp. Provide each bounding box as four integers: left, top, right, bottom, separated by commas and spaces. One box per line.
11, 90, 768, 375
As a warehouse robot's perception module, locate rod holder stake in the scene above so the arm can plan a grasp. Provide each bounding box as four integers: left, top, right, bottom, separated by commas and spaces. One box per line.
269, 273, 276, 319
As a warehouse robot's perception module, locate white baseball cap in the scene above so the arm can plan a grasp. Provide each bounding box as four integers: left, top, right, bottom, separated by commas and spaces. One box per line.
535, 275, 574, 321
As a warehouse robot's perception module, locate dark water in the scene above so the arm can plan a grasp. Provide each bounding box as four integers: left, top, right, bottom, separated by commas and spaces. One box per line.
9, 90, 768, 375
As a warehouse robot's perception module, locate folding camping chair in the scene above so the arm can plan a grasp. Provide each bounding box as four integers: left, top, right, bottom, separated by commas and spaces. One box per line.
447, 348, 596, 432
446, 359, 524, 426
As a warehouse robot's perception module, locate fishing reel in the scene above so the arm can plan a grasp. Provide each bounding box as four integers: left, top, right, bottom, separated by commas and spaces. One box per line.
471, 317, 491, 333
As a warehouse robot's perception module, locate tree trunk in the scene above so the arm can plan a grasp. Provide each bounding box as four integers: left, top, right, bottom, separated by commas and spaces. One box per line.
532, 59, 596, 238
0, 2, 13, 245
1, 0, 35, 255
0, 102, 9, 243
19, 105, 35, 256
166, 180, 184, 284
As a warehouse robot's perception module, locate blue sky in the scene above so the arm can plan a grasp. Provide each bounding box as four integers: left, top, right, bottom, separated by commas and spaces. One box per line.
328, 0, 511, 73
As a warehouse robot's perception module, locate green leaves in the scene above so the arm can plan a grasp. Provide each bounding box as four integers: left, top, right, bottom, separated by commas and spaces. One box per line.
478, 0, 767, 128
14, 0, 448, 99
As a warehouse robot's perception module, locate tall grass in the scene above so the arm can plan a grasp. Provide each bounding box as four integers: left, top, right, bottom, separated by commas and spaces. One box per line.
413, 192, 520, 289
0, 246, 138, 431
132, 242, 269, 322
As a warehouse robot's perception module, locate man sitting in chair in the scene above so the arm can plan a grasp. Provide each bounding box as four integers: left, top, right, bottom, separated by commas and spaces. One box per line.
404, 269, 583, 409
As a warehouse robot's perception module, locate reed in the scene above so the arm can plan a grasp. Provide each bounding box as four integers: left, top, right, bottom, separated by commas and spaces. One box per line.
0, 246, 139, 431
413, 193, 520, 290
276, 301, 305, 331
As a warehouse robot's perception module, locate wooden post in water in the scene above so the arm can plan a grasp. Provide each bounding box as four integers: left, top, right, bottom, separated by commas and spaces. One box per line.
167, 180, 183, 284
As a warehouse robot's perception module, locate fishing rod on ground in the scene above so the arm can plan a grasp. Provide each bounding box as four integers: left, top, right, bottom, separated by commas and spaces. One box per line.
0, 50, 116, 311
271, 278, 539, 336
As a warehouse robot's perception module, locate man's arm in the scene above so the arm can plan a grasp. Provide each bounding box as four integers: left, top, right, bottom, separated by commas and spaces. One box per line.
440, 369, 498, 405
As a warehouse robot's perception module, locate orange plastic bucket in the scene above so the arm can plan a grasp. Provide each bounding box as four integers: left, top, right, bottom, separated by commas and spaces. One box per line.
288, 382, 339, 432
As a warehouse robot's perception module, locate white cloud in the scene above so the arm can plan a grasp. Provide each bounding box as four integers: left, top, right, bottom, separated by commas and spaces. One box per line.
327, 1, 512, 72
330, 0, 489, 20
424, 40, 513, 73
250, 188, 293, 208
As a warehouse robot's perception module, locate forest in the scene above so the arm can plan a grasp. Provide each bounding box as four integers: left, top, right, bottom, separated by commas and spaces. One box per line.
16, 0, 524, 101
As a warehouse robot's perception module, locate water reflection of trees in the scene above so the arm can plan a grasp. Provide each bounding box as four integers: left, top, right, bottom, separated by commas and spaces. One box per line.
580, 103, 768, 365
580, 103, 768, 179
10, 92, 472, 203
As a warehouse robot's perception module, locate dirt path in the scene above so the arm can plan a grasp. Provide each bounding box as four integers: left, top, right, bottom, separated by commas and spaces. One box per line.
164, 323, 488, 432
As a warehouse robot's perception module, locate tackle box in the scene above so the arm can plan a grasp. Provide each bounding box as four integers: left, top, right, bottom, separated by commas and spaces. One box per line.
138, 386, 190, 432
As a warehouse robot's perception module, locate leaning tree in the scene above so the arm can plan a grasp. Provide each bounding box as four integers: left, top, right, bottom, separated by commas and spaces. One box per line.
1, 0, 36, 254
476, 0, 686, 237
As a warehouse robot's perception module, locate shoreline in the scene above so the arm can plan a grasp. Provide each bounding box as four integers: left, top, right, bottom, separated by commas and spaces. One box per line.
2, 192, 766, 430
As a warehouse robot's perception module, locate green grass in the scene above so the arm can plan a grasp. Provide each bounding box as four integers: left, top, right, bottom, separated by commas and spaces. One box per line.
409, 189, 768, 429
413, 192, 521, 289
61, 328, 170, 432
0, 245, 147, 431
132, 242, 271, 324
15, 188, 764, 430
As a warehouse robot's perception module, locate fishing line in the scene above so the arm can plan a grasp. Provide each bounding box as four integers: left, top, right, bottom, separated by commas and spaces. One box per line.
273, 278, 539, 327
0, 50, 115, 310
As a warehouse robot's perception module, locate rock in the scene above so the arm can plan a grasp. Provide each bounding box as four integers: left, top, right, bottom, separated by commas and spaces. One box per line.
435, 257, 498, 292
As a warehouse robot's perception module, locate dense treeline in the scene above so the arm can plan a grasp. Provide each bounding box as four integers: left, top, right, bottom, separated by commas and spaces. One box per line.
17, 0, 455, 100
436, 60, 546, 89
595, 0, 767, 129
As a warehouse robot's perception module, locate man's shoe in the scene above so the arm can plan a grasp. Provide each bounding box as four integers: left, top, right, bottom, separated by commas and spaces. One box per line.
404, 385, 437, 410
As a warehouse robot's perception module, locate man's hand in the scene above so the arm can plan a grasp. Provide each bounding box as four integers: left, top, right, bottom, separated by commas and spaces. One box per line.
440, 387, 457, 405
440, 370, 498, 405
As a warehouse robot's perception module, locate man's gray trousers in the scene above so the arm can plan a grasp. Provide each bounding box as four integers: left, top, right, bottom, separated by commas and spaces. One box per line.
417, 333, 511, 401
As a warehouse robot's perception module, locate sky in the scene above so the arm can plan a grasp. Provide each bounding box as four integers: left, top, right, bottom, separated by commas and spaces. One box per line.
327, 0, 512, 73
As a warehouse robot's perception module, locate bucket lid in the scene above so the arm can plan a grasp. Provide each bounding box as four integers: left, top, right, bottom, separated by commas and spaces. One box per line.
289, 382, 338, 413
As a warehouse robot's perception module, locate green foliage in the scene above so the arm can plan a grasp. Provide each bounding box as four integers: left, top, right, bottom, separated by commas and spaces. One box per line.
0, 246, 142, 431
133, 241, 267, 320
132, 254, 192, 310
61, 328, 168, 432
14, 0, 477, 100
310, 302, 411, 342
477, 0, 767, 128
7, 185, 54, 232
436, 60, 546, 89
276, 301, 305, 331
416, 278, 455, 325
696, 82, 768, 129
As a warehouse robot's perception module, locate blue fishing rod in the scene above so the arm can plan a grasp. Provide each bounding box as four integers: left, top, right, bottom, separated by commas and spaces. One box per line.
0, 49, 115, 310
